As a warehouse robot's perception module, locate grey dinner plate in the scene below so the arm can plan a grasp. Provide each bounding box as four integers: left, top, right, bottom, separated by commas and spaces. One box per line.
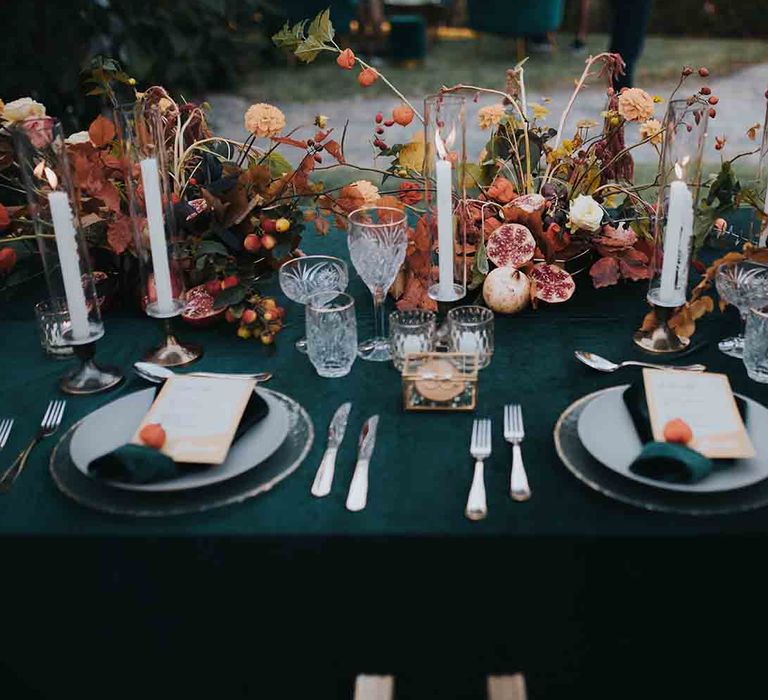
577, 384, 768, 494
69, 387, 290, 493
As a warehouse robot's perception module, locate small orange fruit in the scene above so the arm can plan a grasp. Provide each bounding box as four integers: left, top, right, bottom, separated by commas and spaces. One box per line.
139, 423, 166, 450
663, 418, 693, 445
392, 104, 414, 127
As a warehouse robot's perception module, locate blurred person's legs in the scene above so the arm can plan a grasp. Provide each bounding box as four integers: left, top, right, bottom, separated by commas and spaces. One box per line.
570, 0, 590, 53
609, 0, 652, 89
358, 0, 386, 59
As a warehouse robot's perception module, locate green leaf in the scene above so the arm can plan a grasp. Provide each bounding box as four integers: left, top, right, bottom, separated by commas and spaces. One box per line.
197, 240, 229, 256
294, 35, 326, 63
307, 8, 334, 44
476, 236, 489, 275
272, 19, 306, 51
266, 152, 292, 178
213, 284, 246, 309
195, 255, 209, 271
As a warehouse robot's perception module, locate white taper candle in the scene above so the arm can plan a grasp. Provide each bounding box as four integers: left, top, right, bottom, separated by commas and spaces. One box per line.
436, 158, 454, 300
48, 191, 91, 341
140, 157, 175, 315
657, 178, 693, 307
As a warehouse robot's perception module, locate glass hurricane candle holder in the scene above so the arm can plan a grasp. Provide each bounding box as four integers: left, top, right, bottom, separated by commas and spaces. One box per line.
423, 93, 467, 303
35, 298, 75, 358
389, 309, 436, 371
14, 117, 122, 394
447, 305, 495, 369
635, 99, 708, 354
117, 102, 201, 366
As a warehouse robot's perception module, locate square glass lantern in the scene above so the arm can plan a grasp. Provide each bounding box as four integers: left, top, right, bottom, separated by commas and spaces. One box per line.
401, 352, 478, 411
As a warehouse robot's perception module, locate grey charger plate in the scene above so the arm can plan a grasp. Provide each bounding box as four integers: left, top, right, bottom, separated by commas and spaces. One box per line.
69, 387, 290, 493
577, 385, 768, 494
50, 389, 314, 517
555, 388, 768, 515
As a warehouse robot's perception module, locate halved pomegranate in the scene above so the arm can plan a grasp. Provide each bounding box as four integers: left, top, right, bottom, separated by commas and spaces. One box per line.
486, 223, 536, 268
181, 284, 226, 327
529, 263, 576, 303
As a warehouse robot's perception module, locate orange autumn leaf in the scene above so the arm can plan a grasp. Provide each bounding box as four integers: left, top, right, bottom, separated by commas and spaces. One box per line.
88, 115, 115, 148
487, 177, 516, 204
589, 256, 620, 288
323, 139, 345, 164
0, 203, 10, 231
639, 308, 658, 333
107, 215, 134, 254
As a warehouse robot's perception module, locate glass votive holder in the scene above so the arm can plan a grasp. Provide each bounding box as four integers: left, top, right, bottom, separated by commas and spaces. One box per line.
447, 305, 494, 369
389, 310, 437, 371
744, 306, 768, 383
35, 298, 75, 358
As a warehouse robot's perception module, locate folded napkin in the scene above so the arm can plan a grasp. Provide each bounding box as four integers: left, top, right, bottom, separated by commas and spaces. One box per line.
87, 387, 269, 484
622, 383, 747, 484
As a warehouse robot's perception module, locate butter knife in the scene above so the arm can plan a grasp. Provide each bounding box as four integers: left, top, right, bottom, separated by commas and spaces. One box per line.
311, 402, 352, 498
346, 415, 379, 512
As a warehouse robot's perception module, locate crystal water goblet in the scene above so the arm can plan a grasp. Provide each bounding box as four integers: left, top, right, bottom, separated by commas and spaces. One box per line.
347, 206, 408, 362
715, 261, 768, 358
279, 255, 349, 354
305, 292, 358, 378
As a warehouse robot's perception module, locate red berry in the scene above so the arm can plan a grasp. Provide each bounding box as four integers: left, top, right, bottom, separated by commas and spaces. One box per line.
261, 218, 277, 234
263, 310, 275, 322
204, 279, 221, 297
698, 67, 709, 77
700, 86, 711, 95
260, 332, 274, 345
715, 143, 723, 150
708, 95, 719, 105
383, 119, 394, 127
375, 112, 383, 123
241, 308, 257, 324
262, 234, 277, 251
686, 124, 693, 132
765, 89, 768, 100
244, 233, 262, 253
221, 275, 239, 290
225, 308, 239, 324
709, 107, 717, 118
682, 65, 693, 76
375, 126, 384, 135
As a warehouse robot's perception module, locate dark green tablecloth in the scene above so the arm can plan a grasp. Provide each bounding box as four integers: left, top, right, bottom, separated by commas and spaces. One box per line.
2, 231, 767, 699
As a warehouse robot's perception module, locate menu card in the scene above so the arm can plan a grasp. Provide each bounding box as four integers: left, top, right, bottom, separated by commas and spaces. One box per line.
643, 369, 755, 459
132, 375, 256, 464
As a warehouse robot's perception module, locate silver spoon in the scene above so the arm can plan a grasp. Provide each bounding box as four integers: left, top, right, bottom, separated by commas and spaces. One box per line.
134, 362, 272, 384
574, 351, 706, 373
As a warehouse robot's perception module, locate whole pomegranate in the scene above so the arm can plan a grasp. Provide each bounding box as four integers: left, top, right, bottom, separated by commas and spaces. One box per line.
0, 247, 17, 274
482, 267, 531, 314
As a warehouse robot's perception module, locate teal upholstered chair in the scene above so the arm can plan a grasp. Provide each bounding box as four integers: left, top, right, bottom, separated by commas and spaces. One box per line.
466, 0, 565, 37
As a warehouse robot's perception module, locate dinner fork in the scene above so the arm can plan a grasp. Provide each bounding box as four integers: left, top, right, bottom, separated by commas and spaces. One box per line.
465, 418, 491, 521
504, 404, 531, 502
0, 419, 14, 450
0, 400, 66, 493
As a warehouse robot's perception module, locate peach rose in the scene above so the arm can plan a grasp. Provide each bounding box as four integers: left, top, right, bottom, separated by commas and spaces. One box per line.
617, 88, 654, 122
244, 103, 286, 137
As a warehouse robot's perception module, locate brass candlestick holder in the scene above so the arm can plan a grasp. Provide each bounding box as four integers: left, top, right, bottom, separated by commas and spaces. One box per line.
633, 303, 690, 354
144, 318, 203, 367
60, 342, 124, 395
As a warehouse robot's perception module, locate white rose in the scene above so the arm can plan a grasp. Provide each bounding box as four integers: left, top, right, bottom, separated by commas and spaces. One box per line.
568, 194, 603, 232
2, 97, 46, 123
65, 131, 91, 146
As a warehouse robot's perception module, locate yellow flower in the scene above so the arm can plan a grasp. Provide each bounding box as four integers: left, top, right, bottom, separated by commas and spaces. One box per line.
314, 114, 328, 129
477, 104, 506, 130
244, 103, 286, 138
652, 95, 663, 104
576, 119, 599, 130
639, 118, 663, 145
1, 97, 46, 123
562, 139, 574, 153
617, 88, 655, 122
530, 102, 550, 120
350, 179, 380, 204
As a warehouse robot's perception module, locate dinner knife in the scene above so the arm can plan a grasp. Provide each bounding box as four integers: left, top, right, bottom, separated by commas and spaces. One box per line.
345, 415, 379, 512
311, 402, 352, 498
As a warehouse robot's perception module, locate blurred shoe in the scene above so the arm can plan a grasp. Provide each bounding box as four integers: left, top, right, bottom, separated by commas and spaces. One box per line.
570, 39, 587, 54
528, 39, 553, 55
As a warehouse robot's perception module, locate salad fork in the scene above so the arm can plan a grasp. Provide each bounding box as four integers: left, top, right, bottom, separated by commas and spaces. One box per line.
465, 418, 491, 521
504, 404, 531, 502
0, 400, 66, 493
0, 418, 14, 450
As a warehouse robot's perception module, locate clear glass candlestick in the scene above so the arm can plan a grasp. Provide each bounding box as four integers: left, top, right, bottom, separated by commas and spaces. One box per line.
13, 117, 122, 393
347, 206, 408, 362
116, 101, 201, 366
279, 255, 349, 353
35, 298, 75, 358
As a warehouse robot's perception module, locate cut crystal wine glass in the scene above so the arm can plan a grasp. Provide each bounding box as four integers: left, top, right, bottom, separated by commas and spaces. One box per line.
279, 255, 349, 353
715, 261, 768, 358
348, 206, 408, 362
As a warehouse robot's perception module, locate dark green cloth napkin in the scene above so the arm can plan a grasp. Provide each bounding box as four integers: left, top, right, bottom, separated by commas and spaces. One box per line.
622, 383, 749, 484
623, 382, 715, 484
88, 387, 269, 484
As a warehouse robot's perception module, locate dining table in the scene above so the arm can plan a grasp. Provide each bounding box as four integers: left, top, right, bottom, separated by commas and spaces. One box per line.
2, 229, 767, 699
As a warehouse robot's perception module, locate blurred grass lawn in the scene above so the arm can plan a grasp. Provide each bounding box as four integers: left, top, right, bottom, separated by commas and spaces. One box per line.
244, 32, 768, 102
